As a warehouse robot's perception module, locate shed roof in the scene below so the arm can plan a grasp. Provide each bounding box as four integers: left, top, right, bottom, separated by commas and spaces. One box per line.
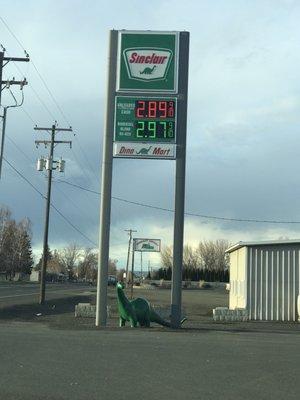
226, 239, 300, 254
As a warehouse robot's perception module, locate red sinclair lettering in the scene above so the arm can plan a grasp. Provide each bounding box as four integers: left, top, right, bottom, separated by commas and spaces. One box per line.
119, 146, 134, 155
129, 52, 168, 64
153, 147, 171, 156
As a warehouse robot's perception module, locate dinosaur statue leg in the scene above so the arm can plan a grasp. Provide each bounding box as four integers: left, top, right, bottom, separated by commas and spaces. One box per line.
144, 316, 151, 328
119, 317, 126, 327
129, 316, 137, 328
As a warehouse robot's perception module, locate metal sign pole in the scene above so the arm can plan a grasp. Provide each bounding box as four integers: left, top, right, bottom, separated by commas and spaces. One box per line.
171, 32, 189, 328
95, 30, 118, 327
131, 249, 135, 299
140, 251, 143, 282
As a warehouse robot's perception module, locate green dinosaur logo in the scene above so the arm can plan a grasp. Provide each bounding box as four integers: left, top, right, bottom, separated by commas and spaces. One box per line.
140, 66, 156, 75
142, 243, 154, 250
136, 146, 152, 155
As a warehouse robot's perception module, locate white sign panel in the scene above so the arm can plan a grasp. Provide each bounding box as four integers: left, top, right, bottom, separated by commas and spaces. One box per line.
113, 142, 176, 159
133, 238, 161, 252
123, 48, 173, 82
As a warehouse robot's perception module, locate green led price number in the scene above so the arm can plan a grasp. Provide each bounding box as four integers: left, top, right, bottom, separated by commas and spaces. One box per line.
135, 121, 174, 139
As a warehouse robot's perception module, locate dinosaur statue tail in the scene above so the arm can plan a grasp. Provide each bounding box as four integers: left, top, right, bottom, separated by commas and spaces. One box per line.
150, 308, 187, 328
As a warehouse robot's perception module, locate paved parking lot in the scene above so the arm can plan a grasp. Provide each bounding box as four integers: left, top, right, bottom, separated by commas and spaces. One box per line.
0, 283, 299, 399
1, 320, 300, 400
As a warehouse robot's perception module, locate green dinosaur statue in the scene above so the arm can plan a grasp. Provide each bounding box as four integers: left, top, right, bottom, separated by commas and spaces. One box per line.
116, 283, 187, 328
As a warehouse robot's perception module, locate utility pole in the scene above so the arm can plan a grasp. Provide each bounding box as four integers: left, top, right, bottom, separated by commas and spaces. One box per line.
0, 46, 29, 179
34, 124, 72, 304
125, 228, 137, 286
0, 48, 29, 108
0, 78, 27, 178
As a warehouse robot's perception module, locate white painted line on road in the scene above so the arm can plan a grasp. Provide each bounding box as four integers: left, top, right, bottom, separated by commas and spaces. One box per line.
0, 287, 93, 300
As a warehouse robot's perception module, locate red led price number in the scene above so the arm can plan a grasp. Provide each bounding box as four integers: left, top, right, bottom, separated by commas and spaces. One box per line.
135, 100, 175, 118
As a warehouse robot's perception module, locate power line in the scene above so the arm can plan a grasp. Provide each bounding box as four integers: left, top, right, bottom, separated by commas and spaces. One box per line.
6, 135, 35, 164
0, 16, 27, 54
0, 16, 70, 126
0, 17, 99, 188
3, 157, 97, 246
55, 179, 300, 225
73, 135, 99, 183
6, 135, 97, 231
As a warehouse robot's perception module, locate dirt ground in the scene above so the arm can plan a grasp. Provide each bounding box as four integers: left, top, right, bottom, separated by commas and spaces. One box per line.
0, 285, 228, 330
107, 285, 229, 322
1, 284, 300, 334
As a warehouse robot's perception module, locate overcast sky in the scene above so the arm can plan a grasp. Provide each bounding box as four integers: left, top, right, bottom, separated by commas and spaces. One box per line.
1, 0, 300, 268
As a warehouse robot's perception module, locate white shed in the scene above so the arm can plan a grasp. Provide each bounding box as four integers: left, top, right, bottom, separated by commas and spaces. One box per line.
226, 240, 300, 321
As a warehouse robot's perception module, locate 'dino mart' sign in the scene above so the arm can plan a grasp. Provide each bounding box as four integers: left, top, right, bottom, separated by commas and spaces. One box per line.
117, 31, 178, 92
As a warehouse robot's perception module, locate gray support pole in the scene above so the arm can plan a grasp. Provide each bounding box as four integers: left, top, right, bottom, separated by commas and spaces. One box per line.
0, 52, 3, 108
0, 107, 7, 179
95, 30, 118, 327
39, 124, 55, 304
171, 32, 190, 328
140, 251, 143, 282
130, 249, 135, 300
125, 231, 132, 285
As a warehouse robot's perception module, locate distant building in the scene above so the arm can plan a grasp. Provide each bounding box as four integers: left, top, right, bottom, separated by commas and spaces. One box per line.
226, 240, 300, 321
30, 270, 40, 282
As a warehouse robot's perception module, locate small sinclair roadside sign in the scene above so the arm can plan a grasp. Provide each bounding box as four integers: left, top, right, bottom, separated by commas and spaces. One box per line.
117, 31, 178, 92
133, 238, 161, 252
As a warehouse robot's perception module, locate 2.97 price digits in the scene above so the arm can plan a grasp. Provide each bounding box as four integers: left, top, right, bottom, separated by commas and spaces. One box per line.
135, 100, 175, 119
135, 121, 174, 139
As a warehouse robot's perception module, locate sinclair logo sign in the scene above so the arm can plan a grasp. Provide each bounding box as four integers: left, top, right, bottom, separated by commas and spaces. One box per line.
117, 31, 178, 92
123, 48, 173, 82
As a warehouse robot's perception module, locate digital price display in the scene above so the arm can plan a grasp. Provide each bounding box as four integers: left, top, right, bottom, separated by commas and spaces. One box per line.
135, 100, 175, 140
114, 96, 177, 143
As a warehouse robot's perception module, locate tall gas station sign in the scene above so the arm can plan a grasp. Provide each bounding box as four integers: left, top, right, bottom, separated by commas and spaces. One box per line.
96, 30, 189, 328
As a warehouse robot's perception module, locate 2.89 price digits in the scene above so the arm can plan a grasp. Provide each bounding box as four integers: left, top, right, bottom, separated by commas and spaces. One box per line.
135, 100, 175, 119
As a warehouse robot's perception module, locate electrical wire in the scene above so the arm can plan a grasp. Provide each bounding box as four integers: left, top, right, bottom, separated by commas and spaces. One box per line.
55, 179, 300, 225
0, 17, 99, 188
3, 157, 97, 246
6, 136, 98, 236
6, 135, 35, 164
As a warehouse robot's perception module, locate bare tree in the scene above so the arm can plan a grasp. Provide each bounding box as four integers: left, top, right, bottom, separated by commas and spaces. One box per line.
183, 244, 199, 270
78, 248, 97, 281
160, 245, 173, 269
197, 239, 230, 271
214, 239, 230, 271
47, 250, 65, 275
108, 258, 118, 275
58, 243, 81, 280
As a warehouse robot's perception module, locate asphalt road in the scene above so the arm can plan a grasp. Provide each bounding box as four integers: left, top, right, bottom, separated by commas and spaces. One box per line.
0, 321, 299, 400
0, 283, 299, 399
0, 282, 93, 307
